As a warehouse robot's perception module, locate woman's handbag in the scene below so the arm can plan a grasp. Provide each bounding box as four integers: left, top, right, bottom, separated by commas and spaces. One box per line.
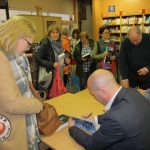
38, 66, 52, 89
28, 80, 61, 136
49, 65, 67, 98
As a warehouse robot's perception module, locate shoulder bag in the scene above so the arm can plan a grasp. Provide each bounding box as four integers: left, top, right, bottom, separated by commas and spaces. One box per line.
28, 80, 61, 136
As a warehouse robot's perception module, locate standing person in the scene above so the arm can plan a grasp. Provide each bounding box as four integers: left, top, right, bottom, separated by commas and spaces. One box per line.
68, 69, 150, 150
70, 29, 80, 75
70, 29, 80, 54
0, 16, 43, 150
119, 26, 150, 89
73, 31, 95, 90
61, 27, 71, 86
92, 26, 118, 78
35, 24, 64, 97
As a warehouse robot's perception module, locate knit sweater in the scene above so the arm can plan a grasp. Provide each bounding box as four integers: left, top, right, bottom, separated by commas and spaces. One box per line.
119, 33, 150, 80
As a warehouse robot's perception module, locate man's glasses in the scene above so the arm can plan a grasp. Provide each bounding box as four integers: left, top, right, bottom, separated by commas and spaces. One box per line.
23, 37, 33, 49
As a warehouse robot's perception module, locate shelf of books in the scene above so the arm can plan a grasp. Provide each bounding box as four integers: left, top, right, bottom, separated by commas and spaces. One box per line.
143, 9, 150, 34
102, 12, 121, 51
101, 9, 150, 50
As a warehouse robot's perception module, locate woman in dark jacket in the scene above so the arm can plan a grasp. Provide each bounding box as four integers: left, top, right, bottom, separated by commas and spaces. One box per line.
35, 24, 64, 97
73, 31, 95, 91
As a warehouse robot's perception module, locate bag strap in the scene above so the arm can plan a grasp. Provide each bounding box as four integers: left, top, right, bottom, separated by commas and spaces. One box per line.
28, 79, 46, 102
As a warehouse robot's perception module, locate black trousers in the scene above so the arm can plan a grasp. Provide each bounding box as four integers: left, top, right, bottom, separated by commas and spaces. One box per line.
128, 72, 150, 90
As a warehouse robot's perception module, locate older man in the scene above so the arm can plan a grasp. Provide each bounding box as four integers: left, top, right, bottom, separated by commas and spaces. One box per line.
68, 69, 150, 150
119, 26, 150, 89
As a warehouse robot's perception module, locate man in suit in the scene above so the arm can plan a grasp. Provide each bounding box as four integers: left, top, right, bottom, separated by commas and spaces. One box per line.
68, 69, 150, 150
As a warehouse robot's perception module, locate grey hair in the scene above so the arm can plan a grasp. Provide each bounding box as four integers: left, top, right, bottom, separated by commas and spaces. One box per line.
62, 27, 69, 36
127, 27, 142, 38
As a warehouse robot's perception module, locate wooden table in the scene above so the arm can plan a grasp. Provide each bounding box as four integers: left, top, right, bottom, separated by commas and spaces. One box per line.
41, 90, 105, 150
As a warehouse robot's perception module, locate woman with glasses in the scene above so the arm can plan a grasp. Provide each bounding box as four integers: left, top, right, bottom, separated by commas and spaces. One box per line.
92, 26, 118, 78
0, 16, 43, 150
35, 24, 64, 98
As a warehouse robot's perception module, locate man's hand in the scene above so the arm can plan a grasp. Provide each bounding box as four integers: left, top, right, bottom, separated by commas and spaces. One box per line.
81, 114, 94, 121
121, 80, 129, 88
68, 117, 76, 127
137, 68, 147, 75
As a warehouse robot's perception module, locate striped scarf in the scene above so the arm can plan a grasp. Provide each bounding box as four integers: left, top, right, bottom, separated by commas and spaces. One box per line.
2, 50, 40, 150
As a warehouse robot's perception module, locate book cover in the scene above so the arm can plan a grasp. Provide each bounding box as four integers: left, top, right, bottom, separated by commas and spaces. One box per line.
56, 114, 70, 131
104, 46, 114, 64
72, 116, 98, 133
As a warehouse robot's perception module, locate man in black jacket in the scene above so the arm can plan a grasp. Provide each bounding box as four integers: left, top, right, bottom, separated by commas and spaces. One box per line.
68, 69, 150, 150
119, 26, 150, 89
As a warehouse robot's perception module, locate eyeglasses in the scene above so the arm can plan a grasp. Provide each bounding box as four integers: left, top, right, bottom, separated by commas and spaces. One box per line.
102, 32, 110, 34
23, 37, 33, 49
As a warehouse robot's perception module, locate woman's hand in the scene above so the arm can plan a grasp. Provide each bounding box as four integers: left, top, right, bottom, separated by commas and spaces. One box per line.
110, 55, 116, 60
103, 51, 109, 57
53, 62, 59, 68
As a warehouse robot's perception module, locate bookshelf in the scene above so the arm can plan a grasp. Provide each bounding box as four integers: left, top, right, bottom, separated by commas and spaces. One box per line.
102, 12, 121, 51
101, 9, 150, 50
143, 9, 150, 34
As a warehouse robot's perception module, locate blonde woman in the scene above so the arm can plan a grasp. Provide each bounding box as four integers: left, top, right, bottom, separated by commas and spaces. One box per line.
36, 24, 64, 97
0, 16, 43, 150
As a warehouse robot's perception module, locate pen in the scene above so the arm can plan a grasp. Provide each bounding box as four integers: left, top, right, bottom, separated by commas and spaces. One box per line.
86, 112, 93, 119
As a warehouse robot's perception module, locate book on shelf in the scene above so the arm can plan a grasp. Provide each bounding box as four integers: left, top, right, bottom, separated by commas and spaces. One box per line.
72, 116, 99, 134
82, 52, 91, 59
56, 114, 70, 131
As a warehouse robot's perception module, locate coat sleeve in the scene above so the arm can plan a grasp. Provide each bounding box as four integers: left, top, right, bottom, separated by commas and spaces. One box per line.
69, 117, 125, 150
73, 44, 83, 63
0, 52, 42, 115
35, 44, 54, 69
92, 41, 103, 60
119, 39, 129, 80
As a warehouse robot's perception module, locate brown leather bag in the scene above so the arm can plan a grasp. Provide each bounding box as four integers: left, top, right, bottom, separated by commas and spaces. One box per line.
28, 80, 61, 136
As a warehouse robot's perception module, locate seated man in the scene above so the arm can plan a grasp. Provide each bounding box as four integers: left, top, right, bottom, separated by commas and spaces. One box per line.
68, 69, 150, 150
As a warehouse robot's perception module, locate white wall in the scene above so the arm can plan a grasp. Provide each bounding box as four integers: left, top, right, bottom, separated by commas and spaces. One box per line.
8, 0, 73, 14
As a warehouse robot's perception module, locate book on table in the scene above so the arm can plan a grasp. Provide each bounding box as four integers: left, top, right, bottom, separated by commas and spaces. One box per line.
56, 114, 70, 131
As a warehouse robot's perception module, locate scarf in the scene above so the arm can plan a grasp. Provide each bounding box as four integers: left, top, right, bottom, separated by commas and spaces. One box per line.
2, 51, 40, 150
49, 38, 63, 55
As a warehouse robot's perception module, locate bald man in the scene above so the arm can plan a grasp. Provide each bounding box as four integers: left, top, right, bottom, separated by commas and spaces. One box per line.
68, 69, 150, 150
119, 26, 150, 89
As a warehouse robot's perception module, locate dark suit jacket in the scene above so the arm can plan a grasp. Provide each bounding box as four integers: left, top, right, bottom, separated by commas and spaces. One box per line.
69, 88, 150, 150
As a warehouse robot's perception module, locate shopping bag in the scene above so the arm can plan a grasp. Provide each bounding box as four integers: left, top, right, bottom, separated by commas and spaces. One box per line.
49, 65, 67, 98
38, 66, 52, 89
66, 67, 80, 93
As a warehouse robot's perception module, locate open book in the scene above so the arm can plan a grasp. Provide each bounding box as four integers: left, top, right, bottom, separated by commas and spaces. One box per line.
72, 116, 99, 133
82, 52, 91, 59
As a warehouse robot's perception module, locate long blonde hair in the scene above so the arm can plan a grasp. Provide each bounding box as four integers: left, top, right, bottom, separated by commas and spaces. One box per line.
0, 15, 36, 54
